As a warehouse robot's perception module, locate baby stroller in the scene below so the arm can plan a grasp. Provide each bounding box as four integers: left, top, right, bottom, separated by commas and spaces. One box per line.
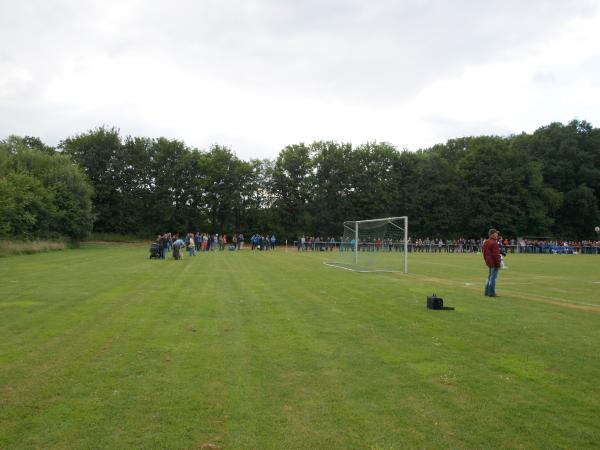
149, 242, 161, 259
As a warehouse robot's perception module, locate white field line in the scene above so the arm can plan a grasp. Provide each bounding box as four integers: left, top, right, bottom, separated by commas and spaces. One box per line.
401, 272, 600, 310
323, 262, 400, 273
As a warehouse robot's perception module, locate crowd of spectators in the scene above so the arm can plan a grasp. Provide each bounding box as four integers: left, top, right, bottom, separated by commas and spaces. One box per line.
513, 238, 600, 254
153, 232, 278, 259
153, 233, 600, 259
293, 236, 600, 254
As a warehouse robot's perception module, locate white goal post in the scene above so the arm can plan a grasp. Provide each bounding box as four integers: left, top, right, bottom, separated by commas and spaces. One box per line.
325, 216, 408, 273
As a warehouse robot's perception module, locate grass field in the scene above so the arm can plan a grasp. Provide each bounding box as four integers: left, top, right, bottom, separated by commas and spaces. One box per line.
1, 245, 599, 449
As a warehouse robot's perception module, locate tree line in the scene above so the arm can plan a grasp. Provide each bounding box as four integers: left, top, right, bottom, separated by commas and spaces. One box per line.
1, 120, 598, 241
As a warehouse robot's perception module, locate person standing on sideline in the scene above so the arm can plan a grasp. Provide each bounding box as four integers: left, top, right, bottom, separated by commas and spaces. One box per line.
483, 228, 502, 297
159, 233, 167, 259
187, 233, 196, 257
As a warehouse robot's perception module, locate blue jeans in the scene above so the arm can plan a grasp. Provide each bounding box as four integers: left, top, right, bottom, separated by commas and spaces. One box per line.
485, 266, 499, 296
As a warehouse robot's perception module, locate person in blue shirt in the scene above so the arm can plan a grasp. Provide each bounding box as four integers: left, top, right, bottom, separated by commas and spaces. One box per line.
173, 236, 185, 260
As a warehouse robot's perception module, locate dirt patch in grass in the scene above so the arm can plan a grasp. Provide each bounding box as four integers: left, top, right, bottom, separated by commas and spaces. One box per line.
200, 443, 221, 449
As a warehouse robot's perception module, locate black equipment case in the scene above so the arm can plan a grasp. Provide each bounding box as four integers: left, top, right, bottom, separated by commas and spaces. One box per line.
427, 294, 443, 310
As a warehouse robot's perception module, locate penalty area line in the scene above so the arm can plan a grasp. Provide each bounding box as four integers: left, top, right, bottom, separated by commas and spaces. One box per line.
323, 262, 357, 272
322, 262, 401, 273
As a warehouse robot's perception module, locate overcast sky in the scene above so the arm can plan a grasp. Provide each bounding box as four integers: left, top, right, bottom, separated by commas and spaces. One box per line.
2, 0, 600, 159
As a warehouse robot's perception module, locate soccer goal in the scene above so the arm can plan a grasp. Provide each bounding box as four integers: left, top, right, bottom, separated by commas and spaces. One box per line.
325, 216, 408, 273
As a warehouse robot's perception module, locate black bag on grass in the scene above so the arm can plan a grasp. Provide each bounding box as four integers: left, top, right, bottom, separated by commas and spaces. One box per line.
427, 294, 443, 310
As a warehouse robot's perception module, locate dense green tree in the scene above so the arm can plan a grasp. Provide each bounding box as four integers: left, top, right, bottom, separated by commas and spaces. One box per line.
410, 145, 467, 238
113, 136, 156, 235
271, 144, 314, 238
202, 145, 254, 233
310, 141, 354, 238
0, 173, 56, 237
557, 186, 599, 239
394, 150, 423, 228
1, 135, 55, 155
60, 127, 123, 232
517, 120, 600, 238
0, 136, 93, 239
150, 137, 191, 233
348, 142, 400, 220
459, 137, 533, 237
243, 159, 280, 236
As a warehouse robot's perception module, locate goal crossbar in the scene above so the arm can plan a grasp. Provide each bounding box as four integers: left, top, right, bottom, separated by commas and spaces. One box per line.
344, 216, 408, 225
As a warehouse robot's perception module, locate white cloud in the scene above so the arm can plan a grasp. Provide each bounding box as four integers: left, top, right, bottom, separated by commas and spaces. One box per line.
1, 0, 600, 158
396, 7, 600, 147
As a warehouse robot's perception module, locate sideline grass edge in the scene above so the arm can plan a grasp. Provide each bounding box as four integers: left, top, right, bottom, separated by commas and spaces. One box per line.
0, 239, 67, 257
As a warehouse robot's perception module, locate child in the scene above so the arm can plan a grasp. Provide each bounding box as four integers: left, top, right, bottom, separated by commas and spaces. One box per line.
187, 235, 195, 257
498, 235, 508, 269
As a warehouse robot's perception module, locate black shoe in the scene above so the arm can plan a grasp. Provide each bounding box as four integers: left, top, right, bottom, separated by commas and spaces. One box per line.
488, 294, 499, 297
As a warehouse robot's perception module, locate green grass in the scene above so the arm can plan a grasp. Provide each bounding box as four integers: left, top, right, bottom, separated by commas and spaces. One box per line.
1, 246, 599, 449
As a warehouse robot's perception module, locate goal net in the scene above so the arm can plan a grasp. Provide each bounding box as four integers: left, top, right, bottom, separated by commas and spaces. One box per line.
325, 216, 408, 273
